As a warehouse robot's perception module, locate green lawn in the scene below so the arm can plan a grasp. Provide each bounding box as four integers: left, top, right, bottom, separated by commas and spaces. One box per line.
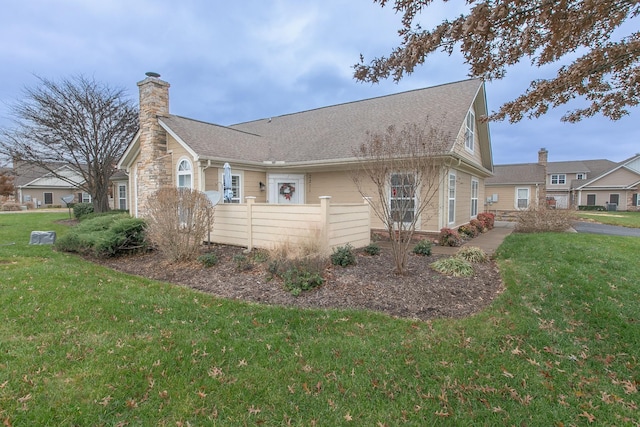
1, 213, 639, 425
577, 210, 640, 228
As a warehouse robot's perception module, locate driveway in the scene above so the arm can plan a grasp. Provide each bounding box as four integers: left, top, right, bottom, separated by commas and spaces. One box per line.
572, 221, 640, 237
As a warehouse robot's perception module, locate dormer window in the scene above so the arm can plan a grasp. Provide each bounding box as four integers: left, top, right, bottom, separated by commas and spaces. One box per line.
576, 173, 586, 180
465, 111, 475, 152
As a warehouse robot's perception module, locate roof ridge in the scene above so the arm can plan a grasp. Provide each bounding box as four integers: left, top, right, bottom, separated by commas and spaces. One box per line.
231, 78, 483, 126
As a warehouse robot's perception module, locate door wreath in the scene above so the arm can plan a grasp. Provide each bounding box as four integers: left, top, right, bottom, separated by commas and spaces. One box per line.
279, 183, 295, 200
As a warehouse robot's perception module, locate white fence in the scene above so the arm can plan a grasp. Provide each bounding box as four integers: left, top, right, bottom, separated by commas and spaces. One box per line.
209, 196, 371, 253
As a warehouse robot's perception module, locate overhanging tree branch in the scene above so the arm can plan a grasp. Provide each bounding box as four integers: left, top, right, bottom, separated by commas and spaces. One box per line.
355, 0, 640, 122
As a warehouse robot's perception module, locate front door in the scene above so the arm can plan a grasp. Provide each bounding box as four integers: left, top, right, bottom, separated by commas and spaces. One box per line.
269, 174, 305, 204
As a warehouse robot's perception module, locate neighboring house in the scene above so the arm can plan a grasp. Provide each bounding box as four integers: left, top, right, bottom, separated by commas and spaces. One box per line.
109, 169, 129, 210
487, 149, 639, 213
484, 149, 548, 212
118, 74, 494, 247
571, 154, 640, 211
13, 161, 90, 208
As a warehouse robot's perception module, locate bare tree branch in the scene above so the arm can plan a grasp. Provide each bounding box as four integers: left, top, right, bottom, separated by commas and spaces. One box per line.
351, 121, 451, 275
0, 75, 138, 212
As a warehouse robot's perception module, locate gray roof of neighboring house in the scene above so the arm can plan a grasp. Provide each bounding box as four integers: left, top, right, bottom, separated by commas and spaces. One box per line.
487, 159, 618, 186
486, 163, 545, 185
548, 159, 615, 176
158, 79, 486, 166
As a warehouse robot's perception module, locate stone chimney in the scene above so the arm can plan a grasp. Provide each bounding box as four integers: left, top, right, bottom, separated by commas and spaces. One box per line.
538, 147, 548, 167
135, 72, 172, 217
538, 148, 548, 207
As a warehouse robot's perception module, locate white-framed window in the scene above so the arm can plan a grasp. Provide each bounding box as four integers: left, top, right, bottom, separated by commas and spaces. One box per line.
550, 174, 566, 185
43, 192, 53, 205
118, 184, 127, 210
448, 172, 456, 223
465, 111, 475, 152
82, 192, 92, 203
223, 174, 242, 203
390, 172, 416, 224
516, 188, 529, 209
576, 173, 586, 180
177, 158, 193, 188
470, 178, 479, 217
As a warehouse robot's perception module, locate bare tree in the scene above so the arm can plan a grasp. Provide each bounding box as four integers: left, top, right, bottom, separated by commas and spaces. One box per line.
0, 167, 14, 198
0, 75, 138, 212
352, 122, 450, 275
355, 1, 640, 123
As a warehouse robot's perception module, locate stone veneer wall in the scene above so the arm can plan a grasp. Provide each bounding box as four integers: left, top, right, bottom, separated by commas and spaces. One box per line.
135, 76, 173, 217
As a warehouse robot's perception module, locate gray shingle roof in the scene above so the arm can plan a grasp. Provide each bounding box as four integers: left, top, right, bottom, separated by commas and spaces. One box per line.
159, 79, 485, 165
486, 163, 545, 185
548, 159, 615, 175
159, 116, 270, 163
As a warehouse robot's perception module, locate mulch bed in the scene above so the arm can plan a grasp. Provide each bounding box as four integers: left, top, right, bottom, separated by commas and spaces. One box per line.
91, 244, 505, 321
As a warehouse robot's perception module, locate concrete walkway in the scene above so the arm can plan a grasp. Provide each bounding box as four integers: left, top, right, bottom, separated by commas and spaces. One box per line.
431, 221, 515, 257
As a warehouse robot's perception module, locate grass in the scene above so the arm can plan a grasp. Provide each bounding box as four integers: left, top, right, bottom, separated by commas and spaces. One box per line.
576, 210, 640, 228
1, 212, 639, 425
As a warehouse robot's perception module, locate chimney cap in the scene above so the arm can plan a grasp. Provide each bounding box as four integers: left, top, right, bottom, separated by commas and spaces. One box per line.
145, 71, 161, 78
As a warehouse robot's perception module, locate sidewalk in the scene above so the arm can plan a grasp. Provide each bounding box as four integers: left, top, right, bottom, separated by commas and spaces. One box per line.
431, 221, 515, 256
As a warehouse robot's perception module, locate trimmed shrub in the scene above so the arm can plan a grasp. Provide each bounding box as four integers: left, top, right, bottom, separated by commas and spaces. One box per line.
430, 257, 474, 277
458, 224, 478, 238
197, 252, 219, 268
73, 202, 94, 219
79, 209, 129, 222
515, 206, 576, 233
1, 203, 21, 211
578, 205, 606, 211
55, 213, 147, 256
470, 219, 486, 233
93, 217, 147, 256
438, 228, 463, 247
456, 246, 489, 263
412, 239, 432, 256
363, 243, 380, 256
331, 244, 356, 267
477, 212, 495, 229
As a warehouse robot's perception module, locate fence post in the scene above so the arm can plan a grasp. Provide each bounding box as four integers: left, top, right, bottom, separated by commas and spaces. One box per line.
245, 197, 256, 251
319, 196, 331, 253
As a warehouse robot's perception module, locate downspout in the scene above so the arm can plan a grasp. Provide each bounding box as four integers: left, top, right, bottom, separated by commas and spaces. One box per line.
201, 159, 212, 192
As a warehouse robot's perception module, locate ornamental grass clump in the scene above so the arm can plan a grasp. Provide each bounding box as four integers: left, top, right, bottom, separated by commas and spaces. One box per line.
430, 257, 474, 277
456, 246, 489, 263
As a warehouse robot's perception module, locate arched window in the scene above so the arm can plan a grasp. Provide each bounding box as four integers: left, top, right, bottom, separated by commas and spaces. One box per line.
177, 159, 192, 188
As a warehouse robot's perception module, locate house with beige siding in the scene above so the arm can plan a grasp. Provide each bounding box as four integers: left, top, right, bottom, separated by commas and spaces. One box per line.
571, 154, 640, 211
487, 149, 639, 214
13, 162, 91, 208
118, 74, 494, 250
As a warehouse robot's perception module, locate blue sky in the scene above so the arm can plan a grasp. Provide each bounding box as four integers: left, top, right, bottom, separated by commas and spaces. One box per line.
1, 0, 637, 165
